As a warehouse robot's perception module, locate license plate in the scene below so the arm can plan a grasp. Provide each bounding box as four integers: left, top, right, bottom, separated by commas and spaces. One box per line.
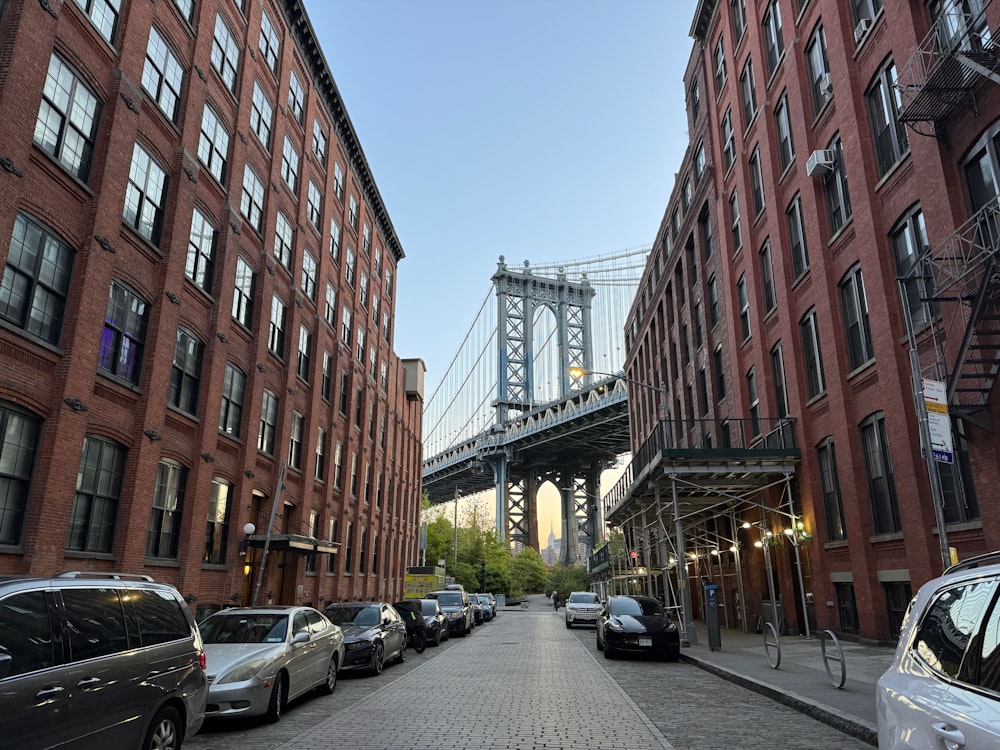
639, 637, 652, 647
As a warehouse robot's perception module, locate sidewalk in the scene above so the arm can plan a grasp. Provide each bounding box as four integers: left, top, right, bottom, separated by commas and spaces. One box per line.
679, 626, 895, 747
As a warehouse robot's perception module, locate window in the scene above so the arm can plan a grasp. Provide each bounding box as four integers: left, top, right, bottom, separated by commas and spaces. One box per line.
333, 162, 345, 201
369, 346, 377, 380
240, 166, 265, 232
382, 311, 391, 343
356, 327, 365, 363
72, 0, 120, 44
184, 208, 216, 292
258, 390, 278, 454
721, 108, 735, 170
346, 247, 356, 287
867, 60, 909, 176
806, 24, 830, 114
250, 82, 274, 148
364, 463, 372, 503
172, 0, 194, 22
380, 361, 388, 391
98, 281, 148, 384
123, 143, 168, 245
326, 518, 339, 573
372, 294, 380, 325
746, 367, 761, 436
232, 256, 255, 327
147, 459, 186, 558
770, 343, 789, 418
914, 579, 998, 681
816, 438, 846, 541
362, 222, 371, 254
210, 14, 239, 93
775, 93, 794, 171
315, 427, 326, 481
940, 418, 980, 524
338, 372, 349, 415
330, 218, 342, 261
142, 27, 183, 122
288, 70, 305, 124
759, 241, 775, 312
349, 195, 359, 230
800, 310, 826, 399
737, 274, 750, 341
708, 276, 720, 326
268, 295, 286, 357
824, 135, 852, 233
713, 345, 726, 398
204, 478, 231, 564
385, 268, 393, 297
341, 306, 352, 345
219, 363, 246, 437
68, 436, 125, 552
169, 328, 203, 415
730, 0, 746, 40
360, 272, 369, 309
344, 521, 353, 573
302, 249, 317, 301
694, 301, 703, 347
740, 59, 757, 126
690, 80, 701, 124
0, 402, 40, 545
333, 441, 343, 488
307, 181, 323, 230
35, 53, 101, 182
374, 246, 383, 278
700, 206, 713, 259
354, 388, 363, 428
297, 324, 311, 381
762, 1, 785, 75
852, 0, 883, 26
198, 104, 230, 182
259, 9, 280, 75
834, 583, 859, 634
312, 120, 328, 165
0, 213, 74, 344
786, 195, 809, 278
694, 141, 706, 183
840, 264, 874, 369
891, 207, 934, 328
714, 35, 727, 90
281, 136, 299, 192
273, 211, 293, 270
289, 412, 304, 470
350, 453, 358, 496
682, 178, 692, 212
860, 413, 901, 533
321, 351, 332, 400
729, 189, 742, 252
324, 282, 336, 326
749, 148, 765, 216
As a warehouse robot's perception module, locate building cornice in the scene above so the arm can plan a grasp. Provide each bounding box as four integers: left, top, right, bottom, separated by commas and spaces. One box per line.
690, 0, 719, 45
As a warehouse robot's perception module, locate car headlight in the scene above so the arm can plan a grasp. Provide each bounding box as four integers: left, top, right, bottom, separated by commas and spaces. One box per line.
606, 618, 624, 632
217, 657, 269, 684
346, 639, 373, 651
449, 612, 463, 620
665, 622, 677, 631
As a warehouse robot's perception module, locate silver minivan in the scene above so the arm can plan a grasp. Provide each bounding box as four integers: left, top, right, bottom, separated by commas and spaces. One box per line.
0, 572, 208, 750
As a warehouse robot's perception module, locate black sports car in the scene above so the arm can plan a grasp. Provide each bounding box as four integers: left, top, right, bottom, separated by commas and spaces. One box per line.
596, 595, 680, 661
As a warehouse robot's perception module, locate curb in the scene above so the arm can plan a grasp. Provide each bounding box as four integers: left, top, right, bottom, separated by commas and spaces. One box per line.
680, 654, 878, 747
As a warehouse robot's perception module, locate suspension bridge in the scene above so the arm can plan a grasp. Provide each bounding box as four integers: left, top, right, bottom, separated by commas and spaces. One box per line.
421, 248, 649, 562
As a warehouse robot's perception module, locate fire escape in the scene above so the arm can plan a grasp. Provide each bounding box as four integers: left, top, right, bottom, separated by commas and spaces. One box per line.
896, 1, 1000, 429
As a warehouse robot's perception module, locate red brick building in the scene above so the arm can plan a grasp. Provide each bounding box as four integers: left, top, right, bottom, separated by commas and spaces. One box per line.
0, 0, 424, 615
611, 0, 1000, 642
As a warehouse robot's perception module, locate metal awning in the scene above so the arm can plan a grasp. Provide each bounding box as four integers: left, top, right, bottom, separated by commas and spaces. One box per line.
244, 534, 339, 555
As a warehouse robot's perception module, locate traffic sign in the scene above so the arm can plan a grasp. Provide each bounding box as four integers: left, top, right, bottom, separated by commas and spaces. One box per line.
923, 378, 954, 464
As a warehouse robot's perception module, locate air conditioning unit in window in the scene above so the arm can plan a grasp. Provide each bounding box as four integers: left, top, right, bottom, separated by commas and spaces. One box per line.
819, 72, 833, 96
854, 18, 873, 43
806, 149, 836, 177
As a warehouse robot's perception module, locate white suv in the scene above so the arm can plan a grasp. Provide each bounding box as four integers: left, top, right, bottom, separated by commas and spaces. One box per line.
565, 591, 601, 628
877, 551, 1000, 749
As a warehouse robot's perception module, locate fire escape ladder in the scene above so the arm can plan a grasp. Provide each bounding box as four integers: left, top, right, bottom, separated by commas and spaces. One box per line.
949, 266, 1000, 420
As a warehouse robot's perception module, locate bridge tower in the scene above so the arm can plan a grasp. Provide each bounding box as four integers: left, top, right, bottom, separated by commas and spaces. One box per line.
489, 257, 599, 561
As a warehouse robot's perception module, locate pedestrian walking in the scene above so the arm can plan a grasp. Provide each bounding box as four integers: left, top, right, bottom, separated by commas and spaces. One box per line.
552, 590, 560, 611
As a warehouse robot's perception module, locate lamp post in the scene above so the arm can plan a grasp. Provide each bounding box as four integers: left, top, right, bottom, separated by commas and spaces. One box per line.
240, 522, 256, 605
744, 520, 780, 634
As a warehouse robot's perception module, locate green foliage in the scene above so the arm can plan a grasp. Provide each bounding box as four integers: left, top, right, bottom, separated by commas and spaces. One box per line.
509, 547, 548, 595
546, 564, 590, 602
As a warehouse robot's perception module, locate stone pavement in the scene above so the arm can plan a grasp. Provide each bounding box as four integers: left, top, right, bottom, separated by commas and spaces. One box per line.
678, 625, 896, 746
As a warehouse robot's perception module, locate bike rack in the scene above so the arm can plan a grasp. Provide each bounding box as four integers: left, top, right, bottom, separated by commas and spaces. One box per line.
820, 629, 846, 688
763, 622, 781, 669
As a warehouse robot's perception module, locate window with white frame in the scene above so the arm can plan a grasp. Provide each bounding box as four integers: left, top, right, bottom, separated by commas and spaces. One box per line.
775, 93, 794, 171
770, 342, 789, 418
288, 69, 305, 124
210, 14, 239, 93
301, 249, 317, 301
172, 0, 194, 22
148, 459, 186, 558
762, 0, 785, 76
288, 412, 304, 470
349, 195, 359, 230
891, 207, 934, 328
739, 58, 757, 127
338, 371, 349, 415
205, 478, 231, 564
233, 256, 255, 327
866, 60, 909, 177
385, 268, 393, 296
185, 207, 216, 292
749, 147, 765, 216
341, 306, 351, 345
729, 189, 742, 253
380, 361, 388, 391
801, 309, 826, 399
72, 0, 120, 44
852, 0, 883, 25
759, 240, 775, 312
123, 143, 168, 245
258, 390, 277, 454
824, 134, 852, 233
737, 274, 751, 340
356, 327, 365, 363
374, 246, 382, 277
860, 412, 901, 533
35, 54, 101, 182
297, 324, 311, 381
333, 441, 343, 487
786, 194, 809, 278
382, 311, 391, 342
372, 294, 380, 325
360, 271, 369, 309
330, 218, 342, 262
714, 35, 727, 90
806, 24, 830, 114
259, 9, 280, 76
721, 108, 735, 170
709, 276, 720, 326
219, 362, 246, 437
198, 103, 230, 182
817, 438, 846, 541
362, 222, 371, 253
325, 282, 336, 326
307, 180, 323, 230
274, 212, 293, 270
250, 82, 273, 149
268, 294, 286, 357
694, 141, 706, 183
240, 166, 265, 232
170, 328, 203, 415
68, 435, 124, 552
746, 367, 761, 436
713, 344, 726, 398
840, 264, 873, 369
98, 281, 148, 384
312, 119, 328, 165
730, 0, 746, 40
281, 136, 299, 192
334, 161, 345, 200
321, 350, 332, 400
142, 27, 183, 122
315, 427, 326, 481
346, 247, 356, 287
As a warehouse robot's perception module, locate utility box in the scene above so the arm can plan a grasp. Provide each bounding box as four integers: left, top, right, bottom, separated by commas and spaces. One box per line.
404, 566, 445, 598
704, 583, 721, 652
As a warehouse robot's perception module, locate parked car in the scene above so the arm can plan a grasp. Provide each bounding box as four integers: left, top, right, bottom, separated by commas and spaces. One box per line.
877, 551, 1000, 749
419, 598, 449, 645
199, 605, 343, 723
323, 602, 407, 674
0, 571, 207, 750
565, 591, 601, 628
391, 600, 428, 652
474, 593, 494, 621
426, 589, 473, 636
596, 595, 680, 661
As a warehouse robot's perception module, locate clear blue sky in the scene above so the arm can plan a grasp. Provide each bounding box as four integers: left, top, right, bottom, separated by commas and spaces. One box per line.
306, 1, 699, 392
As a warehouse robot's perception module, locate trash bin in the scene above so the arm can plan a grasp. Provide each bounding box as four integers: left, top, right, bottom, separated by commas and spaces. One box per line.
704, 583, 721, 652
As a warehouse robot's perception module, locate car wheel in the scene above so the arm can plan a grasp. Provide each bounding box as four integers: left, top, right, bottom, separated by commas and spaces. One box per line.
596, 629, 604, 651
265, 675, 285, 723
604, 638, 616, 660
397, 636, 407, 663
565, 619, 572, 629
142, 705, 182, 750
430, 628, 440, 646
371, 642, 385, 675
317, 654, 338, 695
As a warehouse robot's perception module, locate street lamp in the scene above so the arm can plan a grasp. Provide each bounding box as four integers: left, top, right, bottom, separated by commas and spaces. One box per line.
240, 523, 255, 603
744, 520, 780, 635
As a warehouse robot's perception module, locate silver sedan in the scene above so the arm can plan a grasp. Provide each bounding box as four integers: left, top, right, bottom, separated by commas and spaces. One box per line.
199, 605, 344, 723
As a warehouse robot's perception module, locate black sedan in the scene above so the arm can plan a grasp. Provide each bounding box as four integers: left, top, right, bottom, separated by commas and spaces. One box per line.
323, 602, 407, 675
596, 595, 680, 661
419, 598, 448, 645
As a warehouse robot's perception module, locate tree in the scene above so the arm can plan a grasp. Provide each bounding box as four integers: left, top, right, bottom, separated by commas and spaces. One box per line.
509, 547, 548, 595
547, 564, 590, 602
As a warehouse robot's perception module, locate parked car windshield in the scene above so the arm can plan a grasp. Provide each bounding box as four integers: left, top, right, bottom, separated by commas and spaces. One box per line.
420, 600, 439, 615
200, 613, 288, 644
325, 604, 380, 627
610, 597, 663, 617
569, 592, 600, 604
435, 592, 464, 606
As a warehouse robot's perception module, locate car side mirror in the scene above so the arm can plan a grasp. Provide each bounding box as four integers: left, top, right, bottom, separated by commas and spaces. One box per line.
291, 631, 310, 644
